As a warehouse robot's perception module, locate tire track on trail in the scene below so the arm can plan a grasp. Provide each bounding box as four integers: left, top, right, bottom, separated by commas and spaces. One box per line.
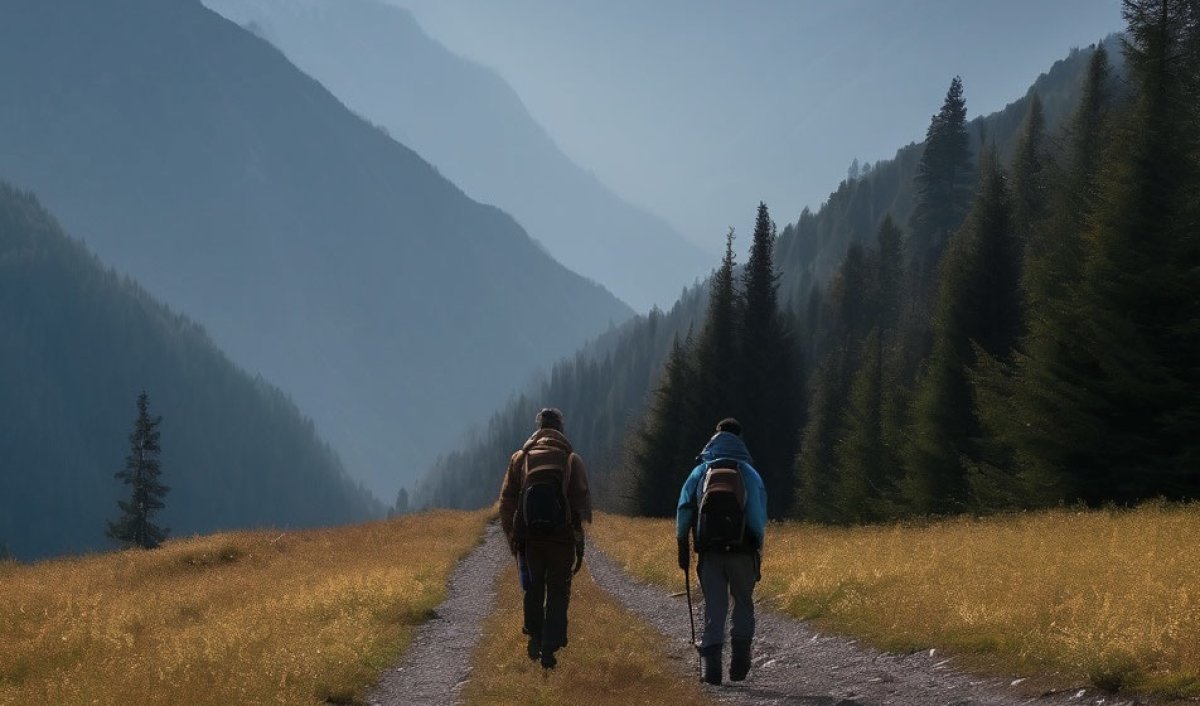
368, 522, 507, 706
586, 548, 1149, 706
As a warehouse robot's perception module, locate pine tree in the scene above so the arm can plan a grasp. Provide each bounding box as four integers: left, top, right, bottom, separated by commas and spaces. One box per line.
1042, 0, 1200, 502
629, 331, 702, 516
693, 229, 744, 432
107, 392, 170, 549
794, 244, 872, 520
908, 76, 975, 286
1010, 93, 1048, 260
999, 44, 1115, 504
831, 217, 907, 521
968, 93, 1055, 507
832, 327, 889, 521
903, 149, 1017, 514
893, 77, 977, 408
740, 203, 803, 517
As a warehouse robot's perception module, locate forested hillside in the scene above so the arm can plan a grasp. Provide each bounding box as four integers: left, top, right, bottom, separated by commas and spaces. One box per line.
0, 185, 380, 560
414, 286, 708, 510
418, 3, 1197, 520
0, 0, 631, 501
203, 0, 711, 313
773, 35, 1126, 313
412, 39, 1119, 513
784, 0, 1198, 522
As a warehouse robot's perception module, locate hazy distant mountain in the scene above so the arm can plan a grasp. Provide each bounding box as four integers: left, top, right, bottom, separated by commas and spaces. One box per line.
0, 183, 381, 560
0, 0, 632, 500
202, 0, 711, 313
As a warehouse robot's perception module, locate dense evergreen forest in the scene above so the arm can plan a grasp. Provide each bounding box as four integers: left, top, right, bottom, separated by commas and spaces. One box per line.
417, 1, 1198, 521
0, 185, 381, 560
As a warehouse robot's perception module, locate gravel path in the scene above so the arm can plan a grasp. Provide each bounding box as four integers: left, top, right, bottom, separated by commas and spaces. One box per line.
367, 522, 507, 706
586, 548, 1148, 706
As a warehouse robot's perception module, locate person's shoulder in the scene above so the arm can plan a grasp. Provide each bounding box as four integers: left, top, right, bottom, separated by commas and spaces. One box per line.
740, 461, 765, 481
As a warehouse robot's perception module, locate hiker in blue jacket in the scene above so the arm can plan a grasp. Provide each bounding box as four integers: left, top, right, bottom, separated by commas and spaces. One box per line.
676, 417, 767, 685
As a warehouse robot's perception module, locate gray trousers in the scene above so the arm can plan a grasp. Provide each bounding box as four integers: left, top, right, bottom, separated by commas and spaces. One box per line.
697, 551, 757, 648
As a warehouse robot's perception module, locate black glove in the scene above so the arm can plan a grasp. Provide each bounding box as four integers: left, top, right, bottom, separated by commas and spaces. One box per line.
573, 540, 585, 574
677, 537, 690, 571
510, 536, 524, 556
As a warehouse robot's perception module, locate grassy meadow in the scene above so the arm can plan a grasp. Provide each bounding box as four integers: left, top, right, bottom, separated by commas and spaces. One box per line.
0, 510, 490, 705
591, 503, 1200, 698
464, 561, 714, 706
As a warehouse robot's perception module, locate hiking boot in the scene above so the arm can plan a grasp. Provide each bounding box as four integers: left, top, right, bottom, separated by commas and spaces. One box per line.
730, 638, 752, 681
700, 644, 722, 685
540, 649, 557, 669
526, 636, 541, 661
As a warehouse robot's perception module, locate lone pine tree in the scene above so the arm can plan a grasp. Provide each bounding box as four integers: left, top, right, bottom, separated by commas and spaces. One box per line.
107, 391, 170, 549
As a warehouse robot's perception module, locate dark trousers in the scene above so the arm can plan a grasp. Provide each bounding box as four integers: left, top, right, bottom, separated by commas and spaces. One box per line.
698, 551, 757, 648
523, 539, 575, 653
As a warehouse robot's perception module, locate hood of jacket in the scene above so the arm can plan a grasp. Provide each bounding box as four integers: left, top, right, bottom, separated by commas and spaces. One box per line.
698, 431, 753, 465
525, 428, 573, 454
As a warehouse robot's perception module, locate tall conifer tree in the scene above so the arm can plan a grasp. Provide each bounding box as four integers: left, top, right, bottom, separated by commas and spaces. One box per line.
908, 76, 975, 288
740, 203, 803, 517
107, 392, 170, 549
794, 244, 872, 520
1043, 0, 1200, 502
630, 331, 701, 516
832, 217, 907, 521
693, 229, 744, 431
1011, 93, 1048, 262
996, 45, 1115, 504
903, 149, 1017, 514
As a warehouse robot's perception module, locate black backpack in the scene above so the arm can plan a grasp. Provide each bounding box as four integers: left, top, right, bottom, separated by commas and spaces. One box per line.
519, 446, 572, 537
695, 460, 747, 551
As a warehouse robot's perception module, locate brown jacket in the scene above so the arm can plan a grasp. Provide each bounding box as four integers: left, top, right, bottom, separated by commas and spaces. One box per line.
498, 428, 593, 550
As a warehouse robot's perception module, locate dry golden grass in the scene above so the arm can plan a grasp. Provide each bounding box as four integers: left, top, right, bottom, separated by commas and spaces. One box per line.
0, 510, 490, 705
463, 560, 715, 706
591, 504, 1200, 698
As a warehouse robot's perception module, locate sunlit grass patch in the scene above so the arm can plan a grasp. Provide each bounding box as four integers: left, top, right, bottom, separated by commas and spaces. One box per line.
0, 509, 489, 705
463, 559, 714, 705
590, 504, 1200, 698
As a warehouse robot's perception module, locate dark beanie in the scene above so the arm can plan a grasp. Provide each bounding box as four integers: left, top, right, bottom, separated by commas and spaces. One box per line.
715, 417, 742, 436
536, 407, 564, 431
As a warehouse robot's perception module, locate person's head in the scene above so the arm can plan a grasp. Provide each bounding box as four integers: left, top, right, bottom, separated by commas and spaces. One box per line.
535, 407, 564, 432
715, 417, 742, 436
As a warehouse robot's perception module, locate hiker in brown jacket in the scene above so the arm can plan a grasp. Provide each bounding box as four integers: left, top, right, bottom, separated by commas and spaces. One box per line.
498, 407, 592, 669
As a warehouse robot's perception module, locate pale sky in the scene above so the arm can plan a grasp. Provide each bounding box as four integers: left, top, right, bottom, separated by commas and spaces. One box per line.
385, 0, 1124, 254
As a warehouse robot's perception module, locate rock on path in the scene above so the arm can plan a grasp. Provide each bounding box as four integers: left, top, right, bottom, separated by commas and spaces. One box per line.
368, 522, 507, 706
586, 548, 1147, 706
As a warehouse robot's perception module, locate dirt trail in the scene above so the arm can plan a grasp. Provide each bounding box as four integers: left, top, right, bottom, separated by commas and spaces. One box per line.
586, 548, 1148, 706
367, 522, 507, 706
366, 524, 1152, 706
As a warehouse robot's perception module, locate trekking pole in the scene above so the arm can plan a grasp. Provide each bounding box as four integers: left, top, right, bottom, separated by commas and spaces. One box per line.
684, 567, 699, 677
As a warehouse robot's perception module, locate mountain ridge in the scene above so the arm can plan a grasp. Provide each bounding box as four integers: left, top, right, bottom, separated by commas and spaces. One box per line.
0, 0, 633, 500
203, 0, 712, 312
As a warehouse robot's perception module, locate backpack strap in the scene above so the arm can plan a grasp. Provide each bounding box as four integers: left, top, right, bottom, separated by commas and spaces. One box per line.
563, 451, 576, 531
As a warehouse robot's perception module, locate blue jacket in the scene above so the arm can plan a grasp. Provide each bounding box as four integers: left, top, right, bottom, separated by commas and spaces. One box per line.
675, 431, 768, 548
